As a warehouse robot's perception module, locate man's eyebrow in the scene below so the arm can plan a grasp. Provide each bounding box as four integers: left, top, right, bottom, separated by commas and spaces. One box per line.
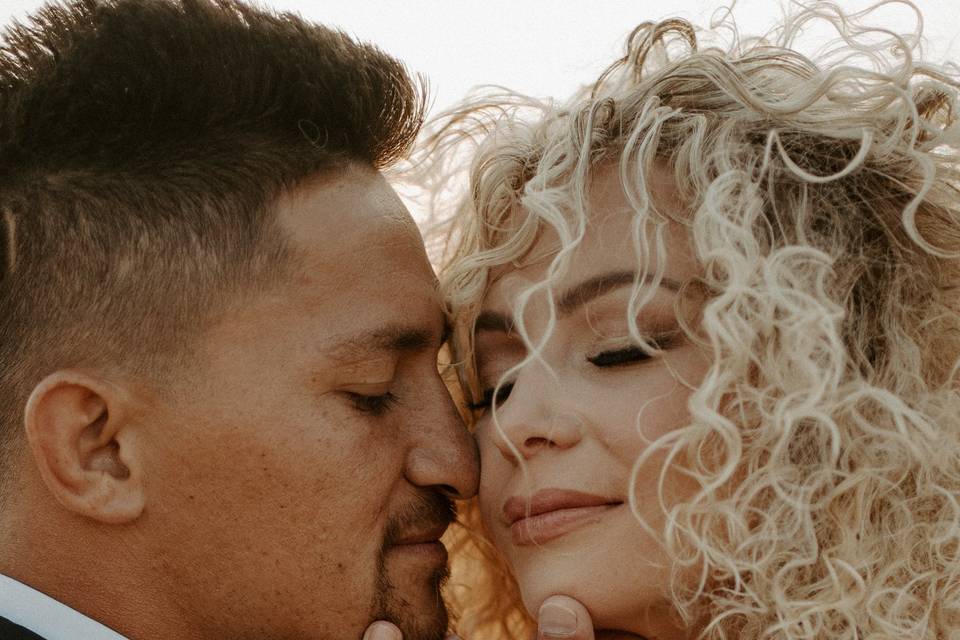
326, 323, 442, 360
475, 271, 681, 335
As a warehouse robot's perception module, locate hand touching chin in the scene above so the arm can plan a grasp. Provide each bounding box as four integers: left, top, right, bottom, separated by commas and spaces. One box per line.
362, 594, 653, 640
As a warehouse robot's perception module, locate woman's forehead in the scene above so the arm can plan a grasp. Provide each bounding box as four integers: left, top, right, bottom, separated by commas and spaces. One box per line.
468, 162, 700, 326
481, 232, 696, 318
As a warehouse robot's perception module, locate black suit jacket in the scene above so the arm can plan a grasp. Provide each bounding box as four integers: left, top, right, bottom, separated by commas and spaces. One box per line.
0, 615, 45, 640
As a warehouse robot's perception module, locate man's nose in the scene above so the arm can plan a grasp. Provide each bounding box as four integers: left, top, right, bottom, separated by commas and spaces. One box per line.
404, 376, 479, 500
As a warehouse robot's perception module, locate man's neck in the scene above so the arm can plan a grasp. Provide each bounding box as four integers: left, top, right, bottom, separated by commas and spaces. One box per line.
0, 497, 200, 640
0, 573, 126, 639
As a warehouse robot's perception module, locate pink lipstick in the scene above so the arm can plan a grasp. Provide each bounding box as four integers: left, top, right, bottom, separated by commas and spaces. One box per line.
502, 489, 623, 546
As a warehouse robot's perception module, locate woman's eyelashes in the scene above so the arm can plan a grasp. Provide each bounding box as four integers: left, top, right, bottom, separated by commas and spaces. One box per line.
470, 334, 677, 413
587, 345, 651, 367
468, 381, 514, 412
347, 391, 399, 416
588, 333, 676, 368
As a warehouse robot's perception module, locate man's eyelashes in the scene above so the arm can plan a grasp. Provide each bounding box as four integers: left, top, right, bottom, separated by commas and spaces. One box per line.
347, 391, 399, 416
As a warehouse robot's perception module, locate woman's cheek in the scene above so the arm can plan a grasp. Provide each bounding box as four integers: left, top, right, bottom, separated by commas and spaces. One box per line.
476, 421, 509, 540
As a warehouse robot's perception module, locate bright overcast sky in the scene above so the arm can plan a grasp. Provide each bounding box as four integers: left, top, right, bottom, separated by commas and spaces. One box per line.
4, 0, 960, 118
3, 0, 960, 226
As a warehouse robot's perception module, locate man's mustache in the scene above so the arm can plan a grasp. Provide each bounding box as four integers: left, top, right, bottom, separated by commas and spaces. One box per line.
381, 490, 457, 548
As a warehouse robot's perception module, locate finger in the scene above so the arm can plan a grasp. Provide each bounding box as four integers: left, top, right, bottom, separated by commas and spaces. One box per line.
362, 621, 403, 640
537, 594, 594, 640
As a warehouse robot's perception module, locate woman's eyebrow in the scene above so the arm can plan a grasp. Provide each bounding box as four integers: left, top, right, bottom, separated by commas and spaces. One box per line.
475, 310, 513, 334
556, 270, 680, 316
474, 271, 682, 334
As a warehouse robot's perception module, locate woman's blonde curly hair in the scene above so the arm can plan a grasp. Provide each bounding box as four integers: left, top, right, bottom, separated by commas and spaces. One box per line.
417, 2, 960, 638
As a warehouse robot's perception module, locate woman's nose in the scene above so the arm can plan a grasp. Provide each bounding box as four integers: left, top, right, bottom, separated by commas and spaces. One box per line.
490, 376, 584, 462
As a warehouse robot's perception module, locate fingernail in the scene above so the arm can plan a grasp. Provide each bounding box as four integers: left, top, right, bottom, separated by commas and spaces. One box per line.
538, 601, 578, 638
363, 622, 402, 640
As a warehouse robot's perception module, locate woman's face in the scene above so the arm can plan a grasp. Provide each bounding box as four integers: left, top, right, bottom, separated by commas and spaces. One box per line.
472, 166, 710, 636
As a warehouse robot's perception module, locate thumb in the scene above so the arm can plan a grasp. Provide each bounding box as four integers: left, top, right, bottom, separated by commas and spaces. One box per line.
537, 595, 594, 640
361, 621, 462, 640
362, 621, 402, 640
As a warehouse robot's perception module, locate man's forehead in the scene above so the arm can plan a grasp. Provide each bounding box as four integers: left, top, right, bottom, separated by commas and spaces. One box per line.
275, 170, 428, 274
252, 164, 447, 354
276, 164, 415, 233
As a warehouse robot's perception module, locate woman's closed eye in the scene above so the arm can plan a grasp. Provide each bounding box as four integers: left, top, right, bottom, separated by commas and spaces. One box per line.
588, 335, 675, 368
468, 381, 515, 412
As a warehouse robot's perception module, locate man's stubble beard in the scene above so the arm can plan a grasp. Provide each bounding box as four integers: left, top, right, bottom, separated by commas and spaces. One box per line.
371, 491, 457, 640
372, 553, 450, 640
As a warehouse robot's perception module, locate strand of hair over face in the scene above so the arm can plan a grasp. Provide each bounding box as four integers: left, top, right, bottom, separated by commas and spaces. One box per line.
410, 1, 960, 638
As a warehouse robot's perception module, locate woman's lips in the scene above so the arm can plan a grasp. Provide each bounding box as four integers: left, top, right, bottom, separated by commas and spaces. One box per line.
502, 488, 623, 546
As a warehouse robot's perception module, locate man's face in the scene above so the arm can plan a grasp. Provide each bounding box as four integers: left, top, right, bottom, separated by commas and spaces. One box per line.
138, 165, 478, 640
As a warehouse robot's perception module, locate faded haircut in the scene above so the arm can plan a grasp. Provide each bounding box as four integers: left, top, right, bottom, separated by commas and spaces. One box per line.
0, 0, 425, 458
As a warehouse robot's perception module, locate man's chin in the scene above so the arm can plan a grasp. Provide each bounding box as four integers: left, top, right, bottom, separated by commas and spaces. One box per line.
375, 491, 457, 639
374, 557, 450, 640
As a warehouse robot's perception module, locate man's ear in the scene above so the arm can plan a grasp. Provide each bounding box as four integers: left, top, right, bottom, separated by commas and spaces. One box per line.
24, 370, 145, 524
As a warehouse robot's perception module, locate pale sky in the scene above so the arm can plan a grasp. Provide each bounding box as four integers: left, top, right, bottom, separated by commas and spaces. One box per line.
4, 1, 960, 118
3, 0, 960, 225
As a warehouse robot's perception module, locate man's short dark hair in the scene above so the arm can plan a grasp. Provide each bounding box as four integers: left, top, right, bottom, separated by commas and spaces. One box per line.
0, 0, 425, 458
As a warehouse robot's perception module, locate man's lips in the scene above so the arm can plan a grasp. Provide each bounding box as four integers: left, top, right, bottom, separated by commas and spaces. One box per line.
502, 488, 624, 546
387, 521, 451, 564
392, 521, 450, 546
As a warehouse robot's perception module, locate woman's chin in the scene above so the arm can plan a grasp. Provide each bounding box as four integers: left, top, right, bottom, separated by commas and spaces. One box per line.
517, 573, 639, 633
515, 568, 687, 639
